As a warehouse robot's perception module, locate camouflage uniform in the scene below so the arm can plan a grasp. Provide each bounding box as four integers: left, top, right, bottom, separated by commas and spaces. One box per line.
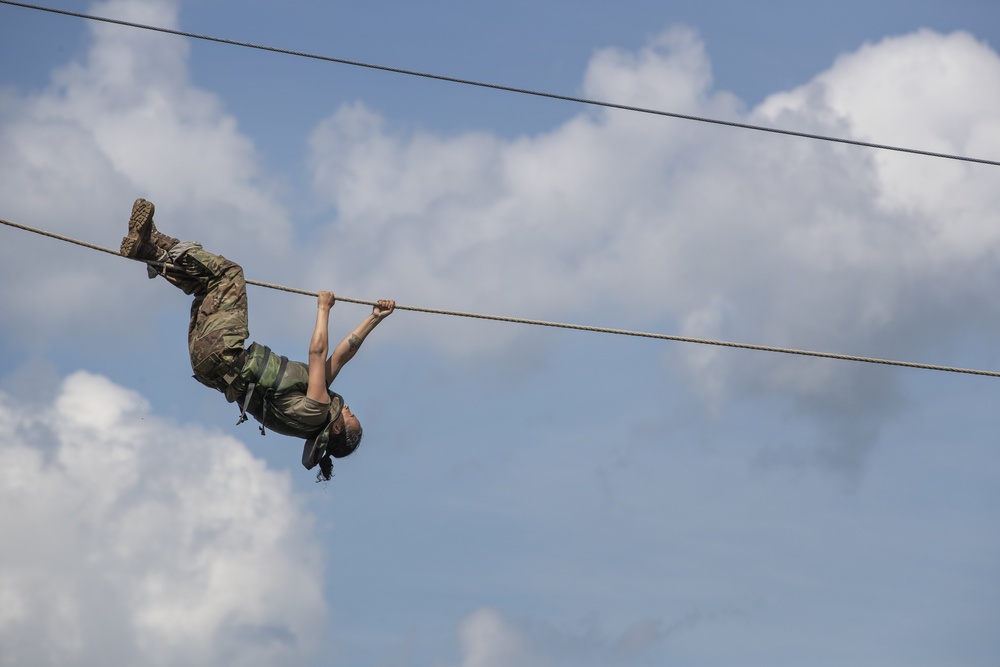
121, 199, 353, 475
163, 244, 334, 437
171, 245, 252, 400
121, 199, 332, 436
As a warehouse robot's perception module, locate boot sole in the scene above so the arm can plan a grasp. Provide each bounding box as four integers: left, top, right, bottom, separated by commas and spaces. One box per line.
120, 198, 155, 257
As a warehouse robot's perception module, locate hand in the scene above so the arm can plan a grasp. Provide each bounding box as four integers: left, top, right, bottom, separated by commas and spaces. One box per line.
317, 290, 336, 311
372, 299, 395, 320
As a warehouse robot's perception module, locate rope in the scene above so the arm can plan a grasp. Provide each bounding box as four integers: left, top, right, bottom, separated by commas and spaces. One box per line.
2, 0, 999, 168
3, 215, 999, 379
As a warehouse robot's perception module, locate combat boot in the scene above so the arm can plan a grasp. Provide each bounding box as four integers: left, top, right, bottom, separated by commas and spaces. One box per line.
120, 198, 164, 260
150, 222, 179, 254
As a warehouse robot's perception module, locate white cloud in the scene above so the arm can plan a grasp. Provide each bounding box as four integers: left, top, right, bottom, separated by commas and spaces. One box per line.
305, 29, 747, 345
582, 26, 727, 112
452, 608, 542, 667
0, 0, 295, 345
308, 27, 1000, 355
0, 371, 328, 666
447, 607, 729, 667
306, 27, 1000, 468
757, 29, 1000, 254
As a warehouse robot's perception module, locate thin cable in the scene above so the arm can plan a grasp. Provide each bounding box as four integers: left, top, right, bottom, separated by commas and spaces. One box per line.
3, 215, 999, 379
2, 0, 998, 168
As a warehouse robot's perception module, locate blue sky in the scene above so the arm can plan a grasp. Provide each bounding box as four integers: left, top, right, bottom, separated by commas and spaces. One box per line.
1, 1, 999, 665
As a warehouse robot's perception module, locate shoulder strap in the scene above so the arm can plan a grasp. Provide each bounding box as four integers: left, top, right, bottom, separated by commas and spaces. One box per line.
258, 355, 290, 435
237, 345, 272, 427
273, 355, 290, 394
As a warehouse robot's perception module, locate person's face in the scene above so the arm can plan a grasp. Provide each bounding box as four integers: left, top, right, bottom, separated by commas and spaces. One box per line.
340, 404, 361, 433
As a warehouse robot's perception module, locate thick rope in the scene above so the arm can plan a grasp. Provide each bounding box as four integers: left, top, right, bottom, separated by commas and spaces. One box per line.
3, 216, 999, 379
2, 0, 998, 168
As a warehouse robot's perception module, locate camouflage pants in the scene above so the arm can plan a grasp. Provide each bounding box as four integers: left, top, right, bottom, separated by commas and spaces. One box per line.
168, 246, 250, 398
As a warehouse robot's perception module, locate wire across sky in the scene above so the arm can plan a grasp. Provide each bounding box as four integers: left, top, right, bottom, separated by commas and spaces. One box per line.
3, 216, 999, 380
1, 0, 998, 168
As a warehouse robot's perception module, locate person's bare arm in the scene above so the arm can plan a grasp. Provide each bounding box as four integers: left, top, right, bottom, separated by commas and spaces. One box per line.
306, 291, 337, 403
326, 299, 395, 386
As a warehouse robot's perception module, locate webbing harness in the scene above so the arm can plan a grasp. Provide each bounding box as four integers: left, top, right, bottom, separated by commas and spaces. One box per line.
237, 345, 290, 435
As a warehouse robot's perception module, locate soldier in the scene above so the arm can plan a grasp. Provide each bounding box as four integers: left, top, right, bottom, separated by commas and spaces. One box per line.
120, 198, 394, 480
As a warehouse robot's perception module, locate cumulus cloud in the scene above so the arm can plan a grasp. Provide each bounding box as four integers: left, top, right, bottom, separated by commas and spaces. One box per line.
306, 27, 1000, 351
447, 607, 733, 667
0, 371, 327, 666
0, 0, 294, 344
307, 27, 1000, 469
451, 608, 542, 667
